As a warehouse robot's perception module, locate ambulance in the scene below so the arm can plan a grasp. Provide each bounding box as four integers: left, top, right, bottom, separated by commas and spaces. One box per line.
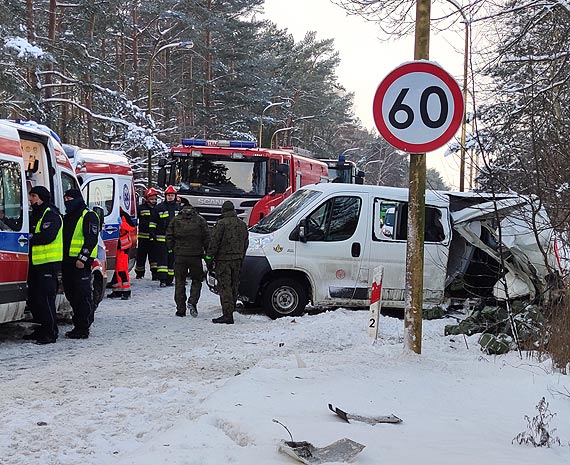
0, 120, 106, 323
63, 145, 138, 274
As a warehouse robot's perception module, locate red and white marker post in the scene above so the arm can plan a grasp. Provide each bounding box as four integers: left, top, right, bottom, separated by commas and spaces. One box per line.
368, 266, 384, 342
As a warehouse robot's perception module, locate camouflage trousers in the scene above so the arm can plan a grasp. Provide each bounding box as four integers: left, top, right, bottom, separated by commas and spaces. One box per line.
216, 259, 242, 318
174, 256, 204, 314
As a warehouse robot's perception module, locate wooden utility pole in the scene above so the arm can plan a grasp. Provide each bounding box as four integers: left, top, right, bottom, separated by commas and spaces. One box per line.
404, 0, 431, 354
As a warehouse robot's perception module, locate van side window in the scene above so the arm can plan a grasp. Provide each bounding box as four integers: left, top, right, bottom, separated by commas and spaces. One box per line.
0, 160, 23, 232
373, 199, 445, 243
306, 196, 361, 242
83, 178, 115, 217
61, 172, 79, 194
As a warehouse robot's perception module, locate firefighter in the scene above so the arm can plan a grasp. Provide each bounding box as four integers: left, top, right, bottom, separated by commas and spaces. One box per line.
107, 208, 136, 300
205, 201, 249, 324
166, 198, 210, 317
153, 185, 182, 287
23, 186, 63, 344
135, 187, 159, 280
61, 189, 100, 339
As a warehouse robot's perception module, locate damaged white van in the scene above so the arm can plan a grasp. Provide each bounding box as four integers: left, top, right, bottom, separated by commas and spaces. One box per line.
239, 183, 559, 319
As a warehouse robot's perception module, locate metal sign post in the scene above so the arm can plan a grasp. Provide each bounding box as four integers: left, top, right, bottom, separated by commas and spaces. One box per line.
372, 0, 463, 354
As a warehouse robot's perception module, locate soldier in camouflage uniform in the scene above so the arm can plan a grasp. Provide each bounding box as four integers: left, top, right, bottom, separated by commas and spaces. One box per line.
205, 201, 249, 324
166, 200, 210, 317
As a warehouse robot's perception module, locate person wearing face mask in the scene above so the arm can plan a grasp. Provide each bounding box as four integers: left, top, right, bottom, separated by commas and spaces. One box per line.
153, 185, 182, 287
61, 189, 100, 339
23, 186, 63, 344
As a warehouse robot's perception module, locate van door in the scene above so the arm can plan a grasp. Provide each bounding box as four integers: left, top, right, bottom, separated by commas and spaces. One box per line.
295, 193, 369, 306
0, 157, 29, 322
369, 197, 451, 308
81, 177, 118, 270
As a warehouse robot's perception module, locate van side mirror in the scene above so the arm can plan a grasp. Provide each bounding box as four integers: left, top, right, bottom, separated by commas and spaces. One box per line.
355, 170, 365, 185
299, 218, 308, 243
157, 167, 166, 188
92, 206, 105, 229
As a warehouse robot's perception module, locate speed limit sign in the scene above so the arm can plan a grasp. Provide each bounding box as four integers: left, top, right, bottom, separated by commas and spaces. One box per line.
373, 61, 464, 153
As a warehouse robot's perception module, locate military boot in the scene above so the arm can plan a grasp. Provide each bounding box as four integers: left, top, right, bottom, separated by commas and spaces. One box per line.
187, 303, 198, 317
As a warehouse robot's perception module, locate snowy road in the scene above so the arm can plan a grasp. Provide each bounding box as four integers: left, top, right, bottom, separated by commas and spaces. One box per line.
1, 276, 569, 465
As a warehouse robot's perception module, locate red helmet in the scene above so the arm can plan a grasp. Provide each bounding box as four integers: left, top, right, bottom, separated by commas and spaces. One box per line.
164, 185, 177, 195
145, 187, 158, 198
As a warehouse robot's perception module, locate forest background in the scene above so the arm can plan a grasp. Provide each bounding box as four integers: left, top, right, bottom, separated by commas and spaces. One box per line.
1, 0, 569, 234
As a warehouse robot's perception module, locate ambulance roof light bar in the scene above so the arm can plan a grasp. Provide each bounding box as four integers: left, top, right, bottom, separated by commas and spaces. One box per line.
181, 139, 257, 149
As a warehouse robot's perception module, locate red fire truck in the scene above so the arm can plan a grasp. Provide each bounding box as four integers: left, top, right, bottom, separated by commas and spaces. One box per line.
157, 139, 329, 226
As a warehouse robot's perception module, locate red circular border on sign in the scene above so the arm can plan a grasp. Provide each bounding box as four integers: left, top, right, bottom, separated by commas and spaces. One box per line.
372, 62, 464, 153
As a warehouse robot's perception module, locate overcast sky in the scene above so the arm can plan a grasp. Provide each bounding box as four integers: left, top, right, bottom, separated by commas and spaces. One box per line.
263, 0, 468, 189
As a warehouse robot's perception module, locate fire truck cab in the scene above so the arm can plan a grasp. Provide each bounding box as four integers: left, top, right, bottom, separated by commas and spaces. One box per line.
157, 139, 329, 226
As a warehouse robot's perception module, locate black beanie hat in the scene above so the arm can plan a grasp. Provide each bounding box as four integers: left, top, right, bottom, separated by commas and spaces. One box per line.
222, 201, 234, 212
64, 189, 83, 200
29, 185, 51, 203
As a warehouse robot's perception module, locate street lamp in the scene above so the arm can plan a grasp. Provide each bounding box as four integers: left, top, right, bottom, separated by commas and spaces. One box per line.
270, 127, 296, 149
258, 100, 291, 148
146, 40, 194, 187
341, 147, 360, 157
364, 159, 385, 185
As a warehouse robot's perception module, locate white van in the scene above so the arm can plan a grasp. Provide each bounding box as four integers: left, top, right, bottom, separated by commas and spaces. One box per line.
239, 183, 558, 318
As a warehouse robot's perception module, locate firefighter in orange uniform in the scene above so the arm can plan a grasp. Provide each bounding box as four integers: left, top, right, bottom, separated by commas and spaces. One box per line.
107, 208, 136, 299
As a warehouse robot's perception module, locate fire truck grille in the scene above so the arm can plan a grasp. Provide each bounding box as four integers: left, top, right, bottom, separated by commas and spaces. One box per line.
195, 206, 246, 225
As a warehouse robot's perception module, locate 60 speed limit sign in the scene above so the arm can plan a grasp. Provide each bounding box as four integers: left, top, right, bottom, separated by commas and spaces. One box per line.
373, 61, 464, 153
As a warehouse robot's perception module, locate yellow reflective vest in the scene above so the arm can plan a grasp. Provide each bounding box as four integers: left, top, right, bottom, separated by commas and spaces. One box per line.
69, 209, 97, 258
32, 207, 63, 265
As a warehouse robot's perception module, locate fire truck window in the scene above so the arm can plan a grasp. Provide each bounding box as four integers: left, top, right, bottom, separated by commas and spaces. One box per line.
306, 196, 361, 242
85, 178, 115, 217
0, 160, 23, 232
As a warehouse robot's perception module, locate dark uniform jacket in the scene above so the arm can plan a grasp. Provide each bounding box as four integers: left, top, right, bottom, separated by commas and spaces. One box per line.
207, 210, 249, 261
137, 200, 155, 239
29, 203, 62, 264
166, 206, 210, 257
62, 198, 99, 265
153, 200, 182, 237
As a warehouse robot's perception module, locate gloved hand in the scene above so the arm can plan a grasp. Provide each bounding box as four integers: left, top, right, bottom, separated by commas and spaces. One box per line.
204, 255, 215, 273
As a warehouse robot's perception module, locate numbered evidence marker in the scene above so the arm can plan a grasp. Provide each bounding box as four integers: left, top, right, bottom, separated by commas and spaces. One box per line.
373, 61, 464, 153
368, 266, 384, 341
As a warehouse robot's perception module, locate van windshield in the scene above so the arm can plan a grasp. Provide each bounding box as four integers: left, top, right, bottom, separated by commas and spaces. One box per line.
250, 189, 322, 234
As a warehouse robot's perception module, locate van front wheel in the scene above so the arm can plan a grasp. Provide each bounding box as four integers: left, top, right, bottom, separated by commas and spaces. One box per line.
262, 278, 308, 319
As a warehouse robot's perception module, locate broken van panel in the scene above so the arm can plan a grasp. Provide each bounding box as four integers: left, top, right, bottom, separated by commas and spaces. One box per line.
239, 184, 558, 318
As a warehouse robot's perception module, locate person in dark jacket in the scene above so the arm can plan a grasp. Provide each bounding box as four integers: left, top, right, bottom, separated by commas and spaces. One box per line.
205, 201, 249, 324
62, 189, 99, 339
153, 185, 182, 287
24, 186, 63, 344
108, 208, 136, 300
135, 188, 159, 280
166, 199, 210, 317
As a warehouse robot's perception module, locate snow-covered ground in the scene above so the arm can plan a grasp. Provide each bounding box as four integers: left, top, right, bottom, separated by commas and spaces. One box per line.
1, 276, 569, 465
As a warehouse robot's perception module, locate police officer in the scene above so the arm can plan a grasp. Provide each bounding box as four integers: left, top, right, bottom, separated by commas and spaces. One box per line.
135, 188, 159, 280
61, 189, 99, 339
24, 186, 63, 344
166, 199, 210, 317
154, 185, 182, 287
206, 201, 249, 324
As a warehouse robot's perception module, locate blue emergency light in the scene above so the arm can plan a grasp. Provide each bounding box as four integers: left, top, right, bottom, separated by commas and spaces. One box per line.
181, 138, 257, 149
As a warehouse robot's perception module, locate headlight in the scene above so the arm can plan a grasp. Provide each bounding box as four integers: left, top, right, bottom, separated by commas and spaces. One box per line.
248, 234, 274, 250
